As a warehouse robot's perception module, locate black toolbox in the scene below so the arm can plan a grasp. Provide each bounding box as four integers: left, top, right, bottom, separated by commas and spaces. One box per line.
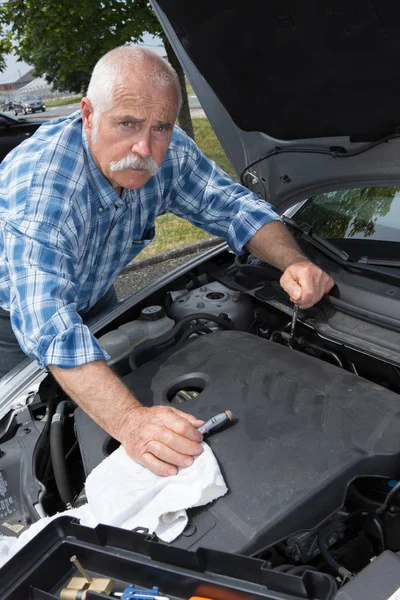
0, 517, 337, 600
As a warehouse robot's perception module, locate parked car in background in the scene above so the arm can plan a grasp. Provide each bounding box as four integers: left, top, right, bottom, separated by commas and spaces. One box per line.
0, 112, 42, 162
12, 93, 46, 115
1, 97, 13, 112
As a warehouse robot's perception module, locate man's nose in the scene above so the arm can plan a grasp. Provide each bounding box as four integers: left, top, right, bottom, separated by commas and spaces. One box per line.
131, 130, 152, 159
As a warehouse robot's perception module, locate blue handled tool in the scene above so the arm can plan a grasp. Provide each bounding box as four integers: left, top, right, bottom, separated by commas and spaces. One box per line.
120, 585, 170, 600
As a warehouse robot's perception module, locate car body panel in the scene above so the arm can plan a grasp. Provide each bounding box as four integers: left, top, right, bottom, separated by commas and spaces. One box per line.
0, 113, 42, 162
151, 0, 400, 210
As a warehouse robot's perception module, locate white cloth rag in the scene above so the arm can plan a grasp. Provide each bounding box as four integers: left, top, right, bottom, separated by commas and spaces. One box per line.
0, 442, 227, 568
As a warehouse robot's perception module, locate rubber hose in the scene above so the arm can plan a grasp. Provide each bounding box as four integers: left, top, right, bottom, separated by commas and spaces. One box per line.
179, 325, 213, 341
129, 312, 236, 370
317, 530, 353, 579
49, 400, 75, 508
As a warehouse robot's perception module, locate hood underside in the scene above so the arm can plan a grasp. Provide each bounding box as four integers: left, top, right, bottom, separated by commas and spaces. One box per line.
152, 0, 400, 207
155, 0, 400, 140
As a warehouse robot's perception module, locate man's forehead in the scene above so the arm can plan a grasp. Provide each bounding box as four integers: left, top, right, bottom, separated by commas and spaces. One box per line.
112, 78, 178, 110
108, 99, 177, 123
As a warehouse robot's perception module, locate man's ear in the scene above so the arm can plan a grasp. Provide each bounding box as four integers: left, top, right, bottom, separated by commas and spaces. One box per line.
81, 97, 93, 131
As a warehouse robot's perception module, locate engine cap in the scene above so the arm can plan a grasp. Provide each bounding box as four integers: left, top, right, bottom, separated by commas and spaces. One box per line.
140, 305, 165, 321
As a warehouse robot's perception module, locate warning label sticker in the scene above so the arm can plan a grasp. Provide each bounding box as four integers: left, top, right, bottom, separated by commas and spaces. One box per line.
0, 472, 16, 517
0, 472, 7, 497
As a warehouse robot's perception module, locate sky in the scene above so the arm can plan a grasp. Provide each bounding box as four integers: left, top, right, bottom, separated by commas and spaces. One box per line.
0, 33, 162, 84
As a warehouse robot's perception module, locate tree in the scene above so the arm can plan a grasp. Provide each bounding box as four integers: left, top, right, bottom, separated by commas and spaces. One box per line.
0, 21, 12, 73
0, 0, 194, 138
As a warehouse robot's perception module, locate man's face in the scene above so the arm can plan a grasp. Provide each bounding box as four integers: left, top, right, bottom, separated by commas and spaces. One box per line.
82, 74, 178, 191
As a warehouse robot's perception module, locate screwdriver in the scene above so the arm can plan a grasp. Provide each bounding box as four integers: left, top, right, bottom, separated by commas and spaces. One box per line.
289, 303, 299, 347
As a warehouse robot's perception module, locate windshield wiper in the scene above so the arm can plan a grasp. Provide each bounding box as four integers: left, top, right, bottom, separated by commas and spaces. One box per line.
358, 257, 400, 268
282, 216, 400, 282
282, 216, 350, 262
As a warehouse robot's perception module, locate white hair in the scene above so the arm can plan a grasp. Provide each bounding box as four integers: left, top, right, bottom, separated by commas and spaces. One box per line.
86, 45, 182, 117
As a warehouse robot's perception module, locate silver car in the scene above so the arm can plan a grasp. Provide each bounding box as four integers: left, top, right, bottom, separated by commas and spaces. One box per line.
12, 93, 46, 115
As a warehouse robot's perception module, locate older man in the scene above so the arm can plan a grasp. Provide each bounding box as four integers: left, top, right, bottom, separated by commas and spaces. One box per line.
0, 46, 333, 475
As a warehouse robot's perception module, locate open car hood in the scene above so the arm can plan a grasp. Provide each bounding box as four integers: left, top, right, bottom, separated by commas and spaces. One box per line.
152, 0, 400, 211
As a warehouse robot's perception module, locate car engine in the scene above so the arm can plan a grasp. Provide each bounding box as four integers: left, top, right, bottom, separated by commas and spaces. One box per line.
2, 248, 400, 582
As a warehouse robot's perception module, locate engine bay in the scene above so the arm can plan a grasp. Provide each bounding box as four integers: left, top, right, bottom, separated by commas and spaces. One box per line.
2, 245, 400, 586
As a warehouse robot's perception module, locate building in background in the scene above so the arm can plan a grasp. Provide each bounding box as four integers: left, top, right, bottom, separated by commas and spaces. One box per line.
0, 68, 36, 94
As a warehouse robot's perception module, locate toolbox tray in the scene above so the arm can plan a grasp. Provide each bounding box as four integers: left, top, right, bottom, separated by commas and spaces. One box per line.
0, 517, 337, 600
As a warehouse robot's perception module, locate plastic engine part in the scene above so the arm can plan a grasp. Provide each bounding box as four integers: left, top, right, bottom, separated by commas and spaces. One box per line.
168, 281, 253, 330
75, 331, 400, 556
122, 331, 400, 554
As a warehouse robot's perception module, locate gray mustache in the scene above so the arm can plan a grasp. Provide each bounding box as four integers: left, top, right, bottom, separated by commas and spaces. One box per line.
110, 154, 159, 176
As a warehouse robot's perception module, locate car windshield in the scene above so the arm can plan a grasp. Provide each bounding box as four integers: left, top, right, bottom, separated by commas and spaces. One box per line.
294, 187, 400, 243
21, 94, 39, 101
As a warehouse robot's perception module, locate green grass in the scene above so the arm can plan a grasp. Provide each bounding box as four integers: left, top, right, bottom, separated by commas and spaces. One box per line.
192, 118, 236, 179
185, 78, 195, 96
138, 117, 236, 259
45, 95, 82, 107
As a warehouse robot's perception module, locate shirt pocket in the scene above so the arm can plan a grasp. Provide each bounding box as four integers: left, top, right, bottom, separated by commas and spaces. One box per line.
126, 225, 156, 260
131, 225, 156, 246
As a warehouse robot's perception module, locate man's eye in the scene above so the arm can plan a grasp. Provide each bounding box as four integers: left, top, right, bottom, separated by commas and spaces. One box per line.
154, 125, 170, 133
121, 121, 133, 127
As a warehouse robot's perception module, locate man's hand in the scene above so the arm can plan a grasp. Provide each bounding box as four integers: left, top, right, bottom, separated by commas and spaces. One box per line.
280, 260, 334, 309
118, 405, 204, 476
50, 361, 204, 477
246, 221, 334, 308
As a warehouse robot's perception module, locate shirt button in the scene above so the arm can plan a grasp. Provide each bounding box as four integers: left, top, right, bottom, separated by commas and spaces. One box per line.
61, 334, 67, 342
98, 207, 103, 213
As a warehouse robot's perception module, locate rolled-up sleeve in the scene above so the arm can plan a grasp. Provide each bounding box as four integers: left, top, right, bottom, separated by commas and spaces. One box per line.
4, 217, 108, 369
166, 138, 281, 254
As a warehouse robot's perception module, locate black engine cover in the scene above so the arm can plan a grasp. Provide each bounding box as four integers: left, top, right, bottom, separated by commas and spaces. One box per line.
77, 331, 400, 555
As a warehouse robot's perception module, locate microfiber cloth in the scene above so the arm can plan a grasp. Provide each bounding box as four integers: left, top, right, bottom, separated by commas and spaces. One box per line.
0, 442, 227, 567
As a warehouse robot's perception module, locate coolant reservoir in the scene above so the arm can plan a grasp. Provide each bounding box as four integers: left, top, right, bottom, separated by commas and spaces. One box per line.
98, 306, 175, 365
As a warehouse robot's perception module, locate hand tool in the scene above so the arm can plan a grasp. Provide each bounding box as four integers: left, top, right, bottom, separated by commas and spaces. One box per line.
289, 303, 299, 347
197, 410, 234, 435
120, 585, 169, 600
60, 555, 114, 600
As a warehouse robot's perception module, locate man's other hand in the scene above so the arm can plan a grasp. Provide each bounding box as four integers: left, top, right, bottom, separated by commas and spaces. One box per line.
280, 260, 334, 309
118, 405, 205, 476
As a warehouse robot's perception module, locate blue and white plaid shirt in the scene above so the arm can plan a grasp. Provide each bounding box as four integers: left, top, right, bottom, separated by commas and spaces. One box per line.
0, 110, 280, 369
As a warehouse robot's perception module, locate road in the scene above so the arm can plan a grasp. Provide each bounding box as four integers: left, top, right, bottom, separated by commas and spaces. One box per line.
15, 93, 202, 122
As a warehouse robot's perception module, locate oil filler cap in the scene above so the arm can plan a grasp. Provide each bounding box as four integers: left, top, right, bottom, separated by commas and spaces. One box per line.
140, 305, 165, 322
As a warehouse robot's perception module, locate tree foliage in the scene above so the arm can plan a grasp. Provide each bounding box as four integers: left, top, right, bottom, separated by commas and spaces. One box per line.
0, 9, 13, 73
1, 0, 194, 137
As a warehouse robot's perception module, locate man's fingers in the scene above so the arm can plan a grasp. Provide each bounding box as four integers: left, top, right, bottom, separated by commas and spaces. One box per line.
174, 409, 205, 428
280, 270, 302, 302
146, 439, 198, 469
156, 427, 203, 457
280, 261, 334, 309
140, 451, 178, 477
120, 406, 205, 477
164, 409, 204, 443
